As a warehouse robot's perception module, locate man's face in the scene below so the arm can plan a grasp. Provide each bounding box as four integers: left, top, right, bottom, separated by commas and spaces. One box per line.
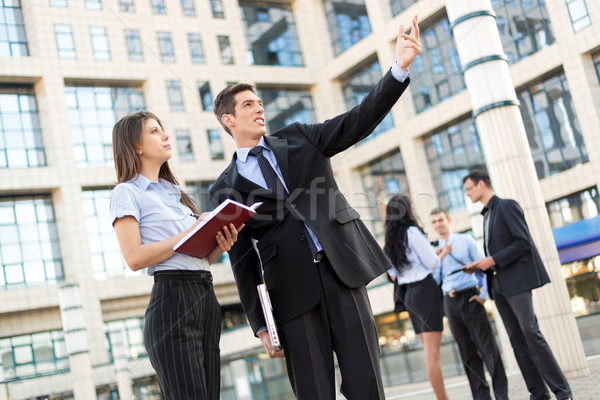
430, 212, 450, 237
226, 90, 267, 140
464, 178, 483, 203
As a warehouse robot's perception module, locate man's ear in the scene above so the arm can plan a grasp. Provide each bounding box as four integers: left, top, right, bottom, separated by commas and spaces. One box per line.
221, 114, 234, 128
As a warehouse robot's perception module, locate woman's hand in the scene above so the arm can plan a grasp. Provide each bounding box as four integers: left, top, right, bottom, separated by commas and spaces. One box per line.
216, 223, 242, 252
208, 223, 244, 264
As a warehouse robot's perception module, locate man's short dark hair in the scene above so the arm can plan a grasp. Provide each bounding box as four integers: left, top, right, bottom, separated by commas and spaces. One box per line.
462, 169, 492, 189
213, 83, 256, 136
430, 207, 449, 217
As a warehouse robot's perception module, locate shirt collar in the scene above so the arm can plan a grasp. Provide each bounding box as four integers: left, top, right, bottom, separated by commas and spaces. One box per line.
235, 136, 270, 163
481, 195, 498, 216
439, 232, 455, 243
129, 174, 172, 192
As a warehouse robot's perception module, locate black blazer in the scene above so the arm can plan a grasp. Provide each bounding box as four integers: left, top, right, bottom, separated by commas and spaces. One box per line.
210, 70, 409, 333
483, 195, 550, 298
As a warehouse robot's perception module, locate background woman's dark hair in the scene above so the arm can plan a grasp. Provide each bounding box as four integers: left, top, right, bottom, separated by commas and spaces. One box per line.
383, 194, 424, 272
112, 111, 198, 213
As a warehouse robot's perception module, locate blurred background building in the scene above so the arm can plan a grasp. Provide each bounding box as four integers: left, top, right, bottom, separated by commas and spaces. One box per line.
0, 0, 599, 399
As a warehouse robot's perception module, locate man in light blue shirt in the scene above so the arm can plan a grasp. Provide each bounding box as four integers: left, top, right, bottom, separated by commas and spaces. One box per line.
430, 208, 508, 400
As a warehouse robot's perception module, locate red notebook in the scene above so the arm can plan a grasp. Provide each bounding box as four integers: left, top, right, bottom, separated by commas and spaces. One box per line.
173, 199, 262, 258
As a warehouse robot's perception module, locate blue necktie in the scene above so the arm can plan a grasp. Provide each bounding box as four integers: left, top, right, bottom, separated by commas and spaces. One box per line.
249, 146, 318, 257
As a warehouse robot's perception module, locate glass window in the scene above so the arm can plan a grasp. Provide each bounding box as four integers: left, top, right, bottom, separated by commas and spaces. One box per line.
157, 31, 175, 62
175, 129, 194, 161
413, 16, 465, 113
198, 82, 213, 111
54, 24, 76, 59
105, 317, 147, 361
323, 0, 371, 56
81, 190, 138, 279
341, 59, 393, 142
493, 0, 555, 65
166, 80, 184, 112
566, 0, 591, 32
389, 0, 418, 17
218, 35, 234, 64
85, 0, 102, 10
210, 0, 225, 18
151, 0, 166, 14
119, 0, 135, 12
49, 0, 67, 6
256, 87, 316, 132
186, 181, 214, 215
125, 29, 143, 61
424, 118, 487, 213
0, 195, 64, 289
240, 2, 304, 67
0, 0, 29, 57
0, 330, 68, 381
0, 85, 46, 168
181, 0, 195, 16
595, 52, 600, 84
207, 129, 224, 160
65, 85, 145, 166
188, 33, 205, 64
90, 26, 110, 61
517, 71, 589, 179
546, 187, 599, 228
358, 151, 409, 239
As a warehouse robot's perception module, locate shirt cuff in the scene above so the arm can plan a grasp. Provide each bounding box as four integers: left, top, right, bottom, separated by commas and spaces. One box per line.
391, 62, 410, 83
256, 326, 268, 335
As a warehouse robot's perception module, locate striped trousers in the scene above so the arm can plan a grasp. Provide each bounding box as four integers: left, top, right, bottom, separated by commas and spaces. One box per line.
144, 271, 221, 400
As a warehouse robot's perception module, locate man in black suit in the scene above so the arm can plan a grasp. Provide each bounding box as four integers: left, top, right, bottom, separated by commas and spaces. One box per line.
463, 170, 572, 400
209, 16, 421, 400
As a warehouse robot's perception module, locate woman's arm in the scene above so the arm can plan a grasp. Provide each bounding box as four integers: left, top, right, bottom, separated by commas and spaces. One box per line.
114, 217, 240, 270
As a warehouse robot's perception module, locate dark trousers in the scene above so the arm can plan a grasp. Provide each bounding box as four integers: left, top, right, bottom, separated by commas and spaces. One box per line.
443, 289, 508, 400
492, 276, 572, 400
145, 272, 221, 400
278, 257, 385, 400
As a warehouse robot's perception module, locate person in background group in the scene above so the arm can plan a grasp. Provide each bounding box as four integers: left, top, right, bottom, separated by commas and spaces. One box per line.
110, 111, 240, 400
209, 15, 422, 400
462, 169, 573, 400
384, 194, 452, 400
429, 207, 508, 400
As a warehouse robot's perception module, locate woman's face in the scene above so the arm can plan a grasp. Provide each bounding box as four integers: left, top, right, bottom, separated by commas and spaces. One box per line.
137, 118, 171, 165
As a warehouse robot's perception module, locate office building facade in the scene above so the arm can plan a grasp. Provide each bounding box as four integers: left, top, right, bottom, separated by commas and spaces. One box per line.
1, 0, 599, 398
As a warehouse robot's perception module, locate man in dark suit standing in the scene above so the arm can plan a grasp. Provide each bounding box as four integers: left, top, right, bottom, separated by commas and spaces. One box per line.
209, 15, 421, 400
462, 170, 572, 400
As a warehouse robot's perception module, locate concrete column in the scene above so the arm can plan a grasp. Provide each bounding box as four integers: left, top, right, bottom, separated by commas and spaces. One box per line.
231, 359, 253, 400
110, 331, 134, 400
445, 0, 588, 377
59, 284, 97, 399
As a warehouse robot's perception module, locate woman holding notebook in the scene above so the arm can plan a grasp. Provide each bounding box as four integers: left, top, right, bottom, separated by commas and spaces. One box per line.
110, 111, 240, 400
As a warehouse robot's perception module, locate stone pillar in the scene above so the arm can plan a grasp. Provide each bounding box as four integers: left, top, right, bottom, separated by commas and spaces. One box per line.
58, 283, 97, 399
110, 331, 133, 400
445, 0, 588, 377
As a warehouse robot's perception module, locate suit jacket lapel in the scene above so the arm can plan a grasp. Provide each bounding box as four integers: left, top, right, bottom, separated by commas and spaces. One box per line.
223, 152, 279, 200
264, 135, 290, 189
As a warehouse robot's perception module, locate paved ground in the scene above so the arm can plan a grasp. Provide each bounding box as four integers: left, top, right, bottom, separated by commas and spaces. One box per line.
383, 355, 600, 400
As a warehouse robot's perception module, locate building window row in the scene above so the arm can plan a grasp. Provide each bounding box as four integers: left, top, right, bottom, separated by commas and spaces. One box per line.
324, 0, 372, 56
566, 0, 590, 32
0, 0, 28, 57
0, 195, 64, 289
105, 317, 147, 361
424, 118, 486, 213
547, 186, 599, 228
257, 87, 316, 133
0, 330, 68, 381
517, 70, 588, 179
0, 85, 45, 169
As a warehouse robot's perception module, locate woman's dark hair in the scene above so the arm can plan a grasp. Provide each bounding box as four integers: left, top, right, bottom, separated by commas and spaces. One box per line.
383, 194, 423, 272
112, 111, 198, 213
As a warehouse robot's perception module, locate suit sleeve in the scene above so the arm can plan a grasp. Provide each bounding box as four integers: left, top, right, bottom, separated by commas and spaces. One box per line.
490, 200, 533, 269
298, 69, 409, 157
210, 185, 265, 335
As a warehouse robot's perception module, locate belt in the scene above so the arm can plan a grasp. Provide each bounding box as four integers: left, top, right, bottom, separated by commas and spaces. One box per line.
154, 270, 212, 283
445, 286, 479, 298
314, 251, 326, 263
